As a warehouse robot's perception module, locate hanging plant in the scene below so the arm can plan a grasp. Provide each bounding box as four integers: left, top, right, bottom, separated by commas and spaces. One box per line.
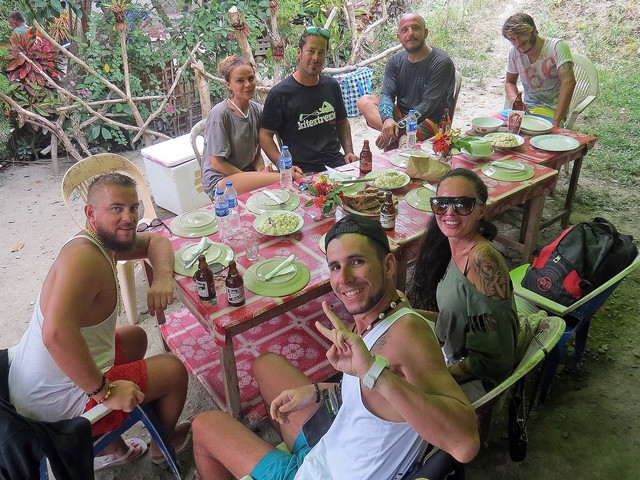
103, 0, 129, 31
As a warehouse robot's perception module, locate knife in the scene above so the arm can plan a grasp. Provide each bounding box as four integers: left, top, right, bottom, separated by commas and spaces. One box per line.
335, 177, 370, 184
264, 254, 296, 281
490, 161, 525, 172
262, 190, 287, 205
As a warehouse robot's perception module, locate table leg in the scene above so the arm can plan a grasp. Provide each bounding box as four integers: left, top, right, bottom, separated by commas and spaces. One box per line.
561, 155, 583, 228
219, 337, 243, 420
519, 195, 546, 262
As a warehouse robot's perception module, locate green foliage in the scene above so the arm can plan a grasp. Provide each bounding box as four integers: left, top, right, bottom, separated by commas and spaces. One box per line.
5, 32, 63, 96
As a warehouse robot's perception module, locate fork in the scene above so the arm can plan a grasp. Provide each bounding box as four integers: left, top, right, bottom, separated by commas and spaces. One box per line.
300, 210, 320, 221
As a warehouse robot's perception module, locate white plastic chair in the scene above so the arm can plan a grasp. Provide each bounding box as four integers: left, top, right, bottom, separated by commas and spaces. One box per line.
61, 153, 158, 325
564, 53, 598, 130
451, 69, 463, 121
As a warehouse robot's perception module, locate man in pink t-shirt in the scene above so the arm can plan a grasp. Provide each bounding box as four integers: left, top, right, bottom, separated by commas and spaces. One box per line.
502, 13, 576, 127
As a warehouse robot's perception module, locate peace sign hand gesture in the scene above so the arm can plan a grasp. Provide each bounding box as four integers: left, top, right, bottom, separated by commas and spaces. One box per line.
315, 301, 375, 379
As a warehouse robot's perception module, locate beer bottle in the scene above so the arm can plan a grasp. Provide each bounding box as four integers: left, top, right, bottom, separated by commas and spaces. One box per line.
439, 108, 452, 134
512, 92, 525, 111
379, 192, 396, 231
225, 260, 245, 307
193, 255, 217, 304
359, 140, 372, 175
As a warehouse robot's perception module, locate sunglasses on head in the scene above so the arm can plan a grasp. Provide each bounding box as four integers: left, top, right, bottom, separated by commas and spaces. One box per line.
306, 26, 330, 38
429, 196, 484, 216
136, 218, 166, 232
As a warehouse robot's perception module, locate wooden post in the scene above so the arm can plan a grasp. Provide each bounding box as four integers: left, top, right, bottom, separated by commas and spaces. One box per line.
193, 61, 211, 118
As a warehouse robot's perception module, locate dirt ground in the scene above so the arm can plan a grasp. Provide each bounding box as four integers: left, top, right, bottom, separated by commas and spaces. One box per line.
2, 15, 640, 480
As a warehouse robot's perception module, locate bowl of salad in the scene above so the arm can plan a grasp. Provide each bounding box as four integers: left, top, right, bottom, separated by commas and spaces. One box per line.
483, 132, 525, 150
364, 169, 411, 190
253, 211, 304, 236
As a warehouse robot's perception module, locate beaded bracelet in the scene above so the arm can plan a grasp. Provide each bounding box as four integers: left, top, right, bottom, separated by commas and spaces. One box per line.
98, 383, 116, 404
87, 374, 107, 397
312, 382, 321, 404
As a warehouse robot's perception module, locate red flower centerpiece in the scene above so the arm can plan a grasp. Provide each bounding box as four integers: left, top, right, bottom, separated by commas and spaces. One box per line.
431, 128, 474, 161
304, 175, 345, 216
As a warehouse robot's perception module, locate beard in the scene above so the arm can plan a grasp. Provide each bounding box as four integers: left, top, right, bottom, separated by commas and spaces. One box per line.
403, 38, 424, 54
343, 283, 387, 316
95, 225, 136, 253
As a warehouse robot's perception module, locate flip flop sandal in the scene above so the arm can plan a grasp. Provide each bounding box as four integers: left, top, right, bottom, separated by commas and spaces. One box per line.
151, 422, 193, 465
94, 437, 148, 471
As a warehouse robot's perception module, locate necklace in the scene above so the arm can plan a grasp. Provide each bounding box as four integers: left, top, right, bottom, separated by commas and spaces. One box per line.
359, 296, 405, 334
84, 228, 121, 314
227, 98, 249, 119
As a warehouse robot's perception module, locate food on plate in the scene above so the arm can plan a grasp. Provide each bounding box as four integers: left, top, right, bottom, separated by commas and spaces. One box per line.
372, 170, 407, 189
258, 212, 300, 235
484, 133, 520, 147
344, 186, 397, 215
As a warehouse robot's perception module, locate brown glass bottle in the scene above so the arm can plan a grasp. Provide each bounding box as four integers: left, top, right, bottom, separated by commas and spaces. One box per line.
193, 255, 217, 303
225, 260, 245, 306
359, 140, 372, 175
439, 108, 452, 134
512, 92, 525, 111
379, 192, 396, 231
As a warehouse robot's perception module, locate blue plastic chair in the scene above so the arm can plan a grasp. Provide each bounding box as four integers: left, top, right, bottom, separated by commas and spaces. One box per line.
510, 253, 640, 404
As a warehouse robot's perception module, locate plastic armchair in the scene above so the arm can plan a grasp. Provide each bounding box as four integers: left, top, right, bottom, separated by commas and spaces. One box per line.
190, 118, 207, 164
509, 253, 639, 404
450, 69, 463, 121
61, 153, 158, 325
5, 346, 181, 479
564, 53, 598, 130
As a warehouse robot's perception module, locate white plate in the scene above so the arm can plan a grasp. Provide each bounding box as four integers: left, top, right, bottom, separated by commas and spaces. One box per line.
253, 210, 304, 236
483, 132, 525, 150
530, 134, 581, 152
364, 170, 411, 190
176, 210, 216, 229
521, 115, 553, 133
256, 190, 291, 206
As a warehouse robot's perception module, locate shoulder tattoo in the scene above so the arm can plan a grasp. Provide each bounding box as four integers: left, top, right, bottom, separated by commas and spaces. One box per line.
472, 245, 510, 300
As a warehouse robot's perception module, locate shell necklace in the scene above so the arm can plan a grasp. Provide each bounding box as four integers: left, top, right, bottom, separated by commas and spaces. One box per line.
354, 296, 405, 335
227, 98, 249, 119
84, 228, 121, 314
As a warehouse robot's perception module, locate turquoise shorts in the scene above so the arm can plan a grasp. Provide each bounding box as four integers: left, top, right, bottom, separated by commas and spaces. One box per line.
250, 432, 311, 480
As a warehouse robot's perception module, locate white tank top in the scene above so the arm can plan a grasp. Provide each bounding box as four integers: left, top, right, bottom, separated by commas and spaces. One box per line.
8, 234, 119, 421
295, 307, 427, 480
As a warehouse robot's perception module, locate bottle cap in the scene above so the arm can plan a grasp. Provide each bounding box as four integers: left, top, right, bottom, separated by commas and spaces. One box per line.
225, 181, 233, 187
281, 146, 289, 151
216, 189, 224, 195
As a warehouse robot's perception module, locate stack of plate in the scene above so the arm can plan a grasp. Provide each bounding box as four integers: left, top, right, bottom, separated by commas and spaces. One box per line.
246, 189, 300, 214
520, 115, 553, 136
173, 241, 234, 276
480, 160, 535, 182
169, 210, 218, 238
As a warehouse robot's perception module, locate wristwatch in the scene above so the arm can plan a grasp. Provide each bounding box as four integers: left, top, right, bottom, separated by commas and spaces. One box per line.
362, 355, 390, 389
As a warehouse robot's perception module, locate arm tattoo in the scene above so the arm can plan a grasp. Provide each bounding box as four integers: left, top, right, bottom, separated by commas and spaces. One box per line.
472, 246, 510, 300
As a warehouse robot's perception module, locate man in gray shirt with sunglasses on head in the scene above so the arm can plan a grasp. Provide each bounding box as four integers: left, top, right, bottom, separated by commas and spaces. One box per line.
259, 27, 358, 174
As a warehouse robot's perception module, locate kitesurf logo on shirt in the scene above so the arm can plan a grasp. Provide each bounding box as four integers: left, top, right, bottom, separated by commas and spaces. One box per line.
298, 102, 336, 130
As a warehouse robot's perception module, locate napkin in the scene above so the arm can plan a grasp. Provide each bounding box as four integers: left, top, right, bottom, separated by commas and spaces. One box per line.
182, 237, 213, 267
264, 254, 296, 281
325, 165, 355, 182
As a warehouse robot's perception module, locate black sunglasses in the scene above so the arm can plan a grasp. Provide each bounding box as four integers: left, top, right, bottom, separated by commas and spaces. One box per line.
136, 218, 167, 232
306, 26, 330, 38
429, 196, 485, 216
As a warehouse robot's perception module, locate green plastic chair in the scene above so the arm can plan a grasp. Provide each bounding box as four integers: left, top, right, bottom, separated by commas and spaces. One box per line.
510, 253, 640, 403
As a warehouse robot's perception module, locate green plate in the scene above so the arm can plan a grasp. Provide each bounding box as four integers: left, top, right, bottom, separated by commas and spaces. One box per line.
521, 115, 553, 133
244, 259, 310, 297
340, 182, 365, 196
246, 190, 301, 214
530, 134, 580, 152
173, 241, 234, 276
481, 161, 535, 182
169, 210, 218, 238
365, 169, 411, 190
404, 187, 433, 212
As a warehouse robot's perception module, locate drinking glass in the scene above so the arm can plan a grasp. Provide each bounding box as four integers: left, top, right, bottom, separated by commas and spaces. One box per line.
244, 231, 260, 261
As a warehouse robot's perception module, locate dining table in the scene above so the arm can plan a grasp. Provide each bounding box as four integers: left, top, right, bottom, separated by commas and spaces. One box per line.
155, 140, 565, 420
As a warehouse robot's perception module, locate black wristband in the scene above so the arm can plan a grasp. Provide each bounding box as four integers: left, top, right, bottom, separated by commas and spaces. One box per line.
313, 382, 321, 403
87, 374, 107, 397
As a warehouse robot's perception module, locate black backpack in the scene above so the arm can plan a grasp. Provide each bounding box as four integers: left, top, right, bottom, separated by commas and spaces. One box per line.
522, 217, 638, 306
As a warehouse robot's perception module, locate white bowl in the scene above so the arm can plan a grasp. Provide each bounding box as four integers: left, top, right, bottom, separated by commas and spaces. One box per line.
471, 117, 503, 134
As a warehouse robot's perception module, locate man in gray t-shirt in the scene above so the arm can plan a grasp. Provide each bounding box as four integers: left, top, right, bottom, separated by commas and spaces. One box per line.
357, 13, 455, 150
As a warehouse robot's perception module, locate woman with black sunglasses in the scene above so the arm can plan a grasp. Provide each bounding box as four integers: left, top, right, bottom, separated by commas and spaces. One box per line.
406, 168, 519, 403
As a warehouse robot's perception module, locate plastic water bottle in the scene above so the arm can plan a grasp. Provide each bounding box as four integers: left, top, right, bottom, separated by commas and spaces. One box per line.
406, 109, 417, 151
279, 146, 293, 191
224, 181, 241, 231
214, 189, 231, 243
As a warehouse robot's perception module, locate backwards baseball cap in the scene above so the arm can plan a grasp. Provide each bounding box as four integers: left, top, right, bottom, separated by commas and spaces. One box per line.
324, 214, 390, 253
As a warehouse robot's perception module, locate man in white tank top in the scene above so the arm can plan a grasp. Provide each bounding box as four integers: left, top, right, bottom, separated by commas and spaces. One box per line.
191, 214, 480, 479
9, 173, 191, 471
